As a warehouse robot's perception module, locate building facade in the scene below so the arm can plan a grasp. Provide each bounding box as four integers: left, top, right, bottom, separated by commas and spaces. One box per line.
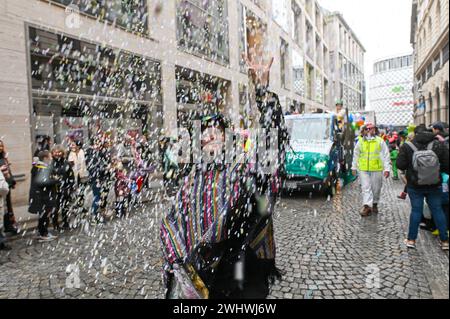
325, 11, 366, 112
0, 0, 364, 205
410, 0, 449, 125
368, 54, 414, 126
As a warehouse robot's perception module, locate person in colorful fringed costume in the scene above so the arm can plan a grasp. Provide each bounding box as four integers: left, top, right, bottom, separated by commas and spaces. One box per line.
160, 55, 288, 299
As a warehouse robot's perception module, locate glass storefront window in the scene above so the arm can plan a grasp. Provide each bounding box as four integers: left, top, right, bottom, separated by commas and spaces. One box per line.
51, 0, 148, 35
29, 26, 162, 151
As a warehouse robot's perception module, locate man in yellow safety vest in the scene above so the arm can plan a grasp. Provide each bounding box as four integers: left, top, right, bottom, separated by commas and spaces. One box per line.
352, 123, 391, 216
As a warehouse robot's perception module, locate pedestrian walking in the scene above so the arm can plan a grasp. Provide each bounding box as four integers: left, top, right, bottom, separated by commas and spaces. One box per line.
389, 136, 399, 180
0, 171, 12, 250
68, 140, 89, 212
0, 140, 18, 235
86, 138, 113, 224
28, 151, 59, 242
51, 145, 75, 231
113, 159, 131, 219
397, 125, 449, 251
351, 123, 391, 216
162, 137, 179, 191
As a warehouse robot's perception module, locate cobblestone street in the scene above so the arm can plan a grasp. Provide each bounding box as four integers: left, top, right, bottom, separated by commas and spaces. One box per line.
0, 179, 448, 299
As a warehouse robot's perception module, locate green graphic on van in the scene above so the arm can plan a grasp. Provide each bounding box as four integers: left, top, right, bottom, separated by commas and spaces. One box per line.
285, 151, 330, 180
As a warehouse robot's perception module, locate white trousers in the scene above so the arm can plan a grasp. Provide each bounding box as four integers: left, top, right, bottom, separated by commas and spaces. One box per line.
359, 171, 383, 207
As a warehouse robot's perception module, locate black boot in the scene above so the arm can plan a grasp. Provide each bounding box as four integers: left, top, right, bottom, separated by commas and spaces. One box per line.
3, 212, 18, 235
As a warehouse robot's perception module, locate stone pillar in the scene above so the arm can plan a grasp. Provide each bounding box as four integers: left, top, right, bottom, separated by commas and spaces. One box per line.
439, 85, 448, 122
227, 0, 241, 128
425, 95, 433, 126
161, 62, 177, 136
153, 0, 178, 137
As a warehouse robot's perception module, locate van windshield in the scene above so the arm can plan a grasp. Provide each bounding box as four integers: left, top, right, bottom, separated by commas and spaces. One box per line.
286, 117, 331, 141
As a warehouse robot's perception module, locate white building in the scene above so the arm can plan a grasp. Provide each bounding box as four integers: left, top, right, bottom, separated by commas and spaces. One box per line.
368, 54, 415, 126
410, 0, 449, 125
325, 11, 366, 112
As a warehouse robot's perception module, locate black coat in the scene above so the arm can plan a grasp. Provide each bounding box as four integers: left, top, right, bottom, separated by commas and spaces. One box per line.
86, 148, 111, 183
396, 132, 449, 189
51, 158, 75, 196
28, 162, 59, 214
255, 87, 290, 153
254, 87, 290, 190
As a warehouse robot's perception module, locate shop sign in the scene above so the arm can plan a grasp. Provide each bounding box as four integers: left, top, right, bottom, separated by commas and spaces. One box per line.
392, 101, 414, 106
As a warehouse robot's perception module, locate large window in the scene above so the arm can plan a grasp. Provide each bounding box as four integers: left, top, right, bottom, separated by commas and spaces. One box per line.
291, 1, 302, 47
177, 0, 229, 64
51, 0, 148, 35
306, 63, 314, 100
280, 38, 289, 89
442, 42, 449, 64
292, 50, 305, 96
239, 5, 267, 72
176, 66, 230, 127
426, 63, 433, 80
306, 21, 314, 59
272, 0, 290, 33
28, 26, 162, 151
315, 35, 322, 67
286, 117, 331, 141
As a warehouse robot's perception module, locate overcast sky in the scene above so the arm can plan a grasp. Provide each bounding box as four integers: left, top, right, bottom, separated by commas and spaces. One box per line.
318, 0, 413, 77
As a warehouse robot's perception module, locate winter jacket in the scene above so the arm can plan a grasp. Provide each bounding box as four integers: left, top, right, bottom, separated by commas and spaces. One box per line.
436, 131, 449, 148
51, 158, 75, 196
255, 87, 290, 186
255, 87, 290, 156
28, 161, 59, 214
396, 131, 449, 189
86, 147, 112, 184
68, 149, 88, 181
114, 169, 130, 198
